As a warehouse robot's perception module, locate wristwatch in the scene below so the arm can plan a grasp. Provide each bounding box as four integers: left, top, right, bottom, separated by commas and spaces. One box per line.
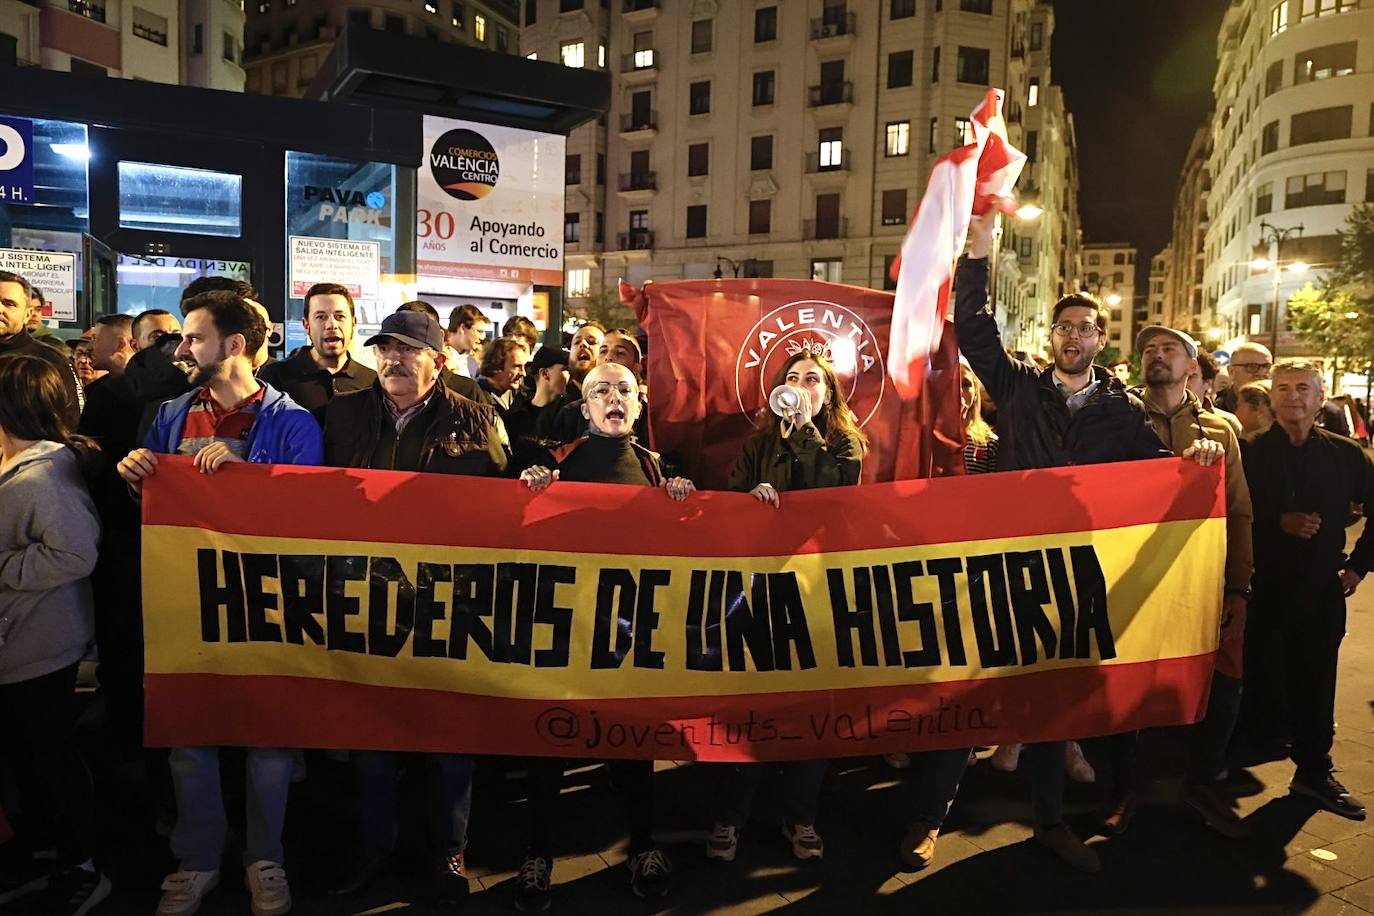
1224, 586, 1252, 601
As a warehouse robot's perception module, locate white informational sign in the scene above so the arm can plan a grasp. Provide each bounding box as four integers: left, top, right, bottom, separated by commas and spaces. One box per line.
417, 116, 566, 287
289, 236, 381, 300
0, 248, 77, 321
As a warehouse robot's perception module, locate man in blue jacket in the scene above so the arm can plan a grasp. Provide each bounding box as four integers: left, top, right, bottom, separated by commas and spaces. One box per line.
117, 290, 320, 916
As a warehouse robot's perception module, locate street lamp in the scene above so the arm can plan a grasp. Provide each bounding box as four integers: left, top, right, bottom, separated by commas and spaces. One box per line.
1251, 220, 1305, 355
988, 198, 1044, 326
714, 256, 752, 279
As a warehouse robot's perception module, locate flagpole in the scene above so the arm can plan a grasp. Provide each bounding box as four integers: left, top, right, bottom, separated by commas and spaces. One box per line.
987, 212, 1003, 316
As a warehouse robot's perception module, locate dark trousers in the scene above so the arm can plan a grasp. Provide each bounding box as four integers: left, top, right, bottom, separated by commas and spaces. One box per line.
353, 752, 473, 860
713, 761, 828, 829
1190, 673, 1243, 784
1090, 731, 1140, 795
90, 540, 144, 750
526, 758, 655, 858
0, 664, 94, 866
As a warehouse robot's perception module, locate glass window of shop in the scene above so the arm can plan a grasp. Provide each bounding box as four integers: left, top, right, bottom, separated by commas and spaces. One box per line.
284, 150, 399, 352
0, 118, 90, 327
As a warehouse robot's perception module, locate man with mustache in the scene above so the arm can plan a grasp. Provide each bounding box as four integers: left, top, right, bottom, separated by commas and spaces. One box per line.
257, 282, 376, 426
116, 290, 321, 916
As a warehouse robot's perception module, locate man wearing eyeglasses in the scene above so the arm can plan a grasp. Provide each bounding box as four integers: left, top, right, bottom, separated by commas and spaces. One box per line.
1216, 342, 1273, 414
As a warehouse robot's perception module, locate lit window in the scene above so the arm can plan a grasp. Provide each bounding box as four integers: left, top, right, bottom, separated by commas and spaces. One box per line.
526, 51, 537, 60
1270, 1, 1288, 34
567, 268, 591, 298
474, 13, 486, 40
560, 41, 585, 68
819, 136, 843, 168
598, 44, 606, 67
634, 48, 654, 68
425, 1, 437, 12
1027, 77, 1039, 107
885, 121, 910, 157
955, 117, 974, 145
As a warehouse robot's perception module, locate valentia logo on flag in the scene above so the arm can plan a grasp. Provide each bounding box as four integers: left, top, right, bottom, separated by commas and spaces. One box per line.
733, 300, 886, 428
429, 128, 500, 201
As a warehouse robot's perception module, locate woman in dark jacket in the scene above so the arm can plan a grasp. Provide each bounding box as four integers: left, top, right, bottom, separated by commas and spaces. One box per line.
707, 348, 867, 864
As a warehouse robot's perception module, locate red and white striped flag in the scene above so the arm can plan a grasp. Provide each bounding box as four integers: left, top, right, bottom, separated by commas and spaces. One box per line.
887, 88, 1026, 398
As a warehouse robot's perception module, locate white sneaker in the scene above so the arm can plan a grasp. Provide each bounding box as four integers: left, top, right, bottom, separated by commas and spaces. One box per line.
156, 869, 220, 916
883, 753, 912, 769
990, 744, 1022, 772
781, 821, 824, 860
245, 861, 291, 916
1065, 741, 1096, 784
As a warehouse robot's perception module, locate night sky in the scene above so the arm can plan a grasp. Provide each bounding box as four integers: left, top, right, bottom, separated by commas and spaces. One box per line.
1049, 0, 1227, 264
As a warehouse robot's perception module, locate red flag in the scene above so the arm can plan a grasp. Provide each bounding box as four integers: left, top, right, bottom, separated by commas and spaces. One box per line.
632, 279, 964, 490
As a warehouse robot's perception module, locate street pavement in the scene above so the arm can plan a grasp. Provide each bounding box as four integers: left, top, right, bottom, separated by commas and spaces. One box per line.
11, 533, 1374, 915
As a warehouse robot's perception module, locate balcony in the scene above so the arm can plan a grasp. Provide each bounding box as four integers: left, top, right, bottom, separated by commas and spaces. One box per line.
808, 81, 853, 107
810, 12, 856, 41
804, 218, 848, 240
621, 50, 657, 84
805, 151, 849, 173
619, 111, 658, 138
68, 0, 106, 22
617, 172, 657, 200
618, 229, 655, 251
622, 0, 658, 21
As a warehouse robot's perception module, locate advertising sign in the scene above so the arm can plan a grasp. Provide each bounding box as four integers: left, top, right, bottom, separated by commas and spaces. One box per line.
0, 116, 35, 206
0, 248, 76, 320
418, 117, 566, 287
289, 236, 381, 299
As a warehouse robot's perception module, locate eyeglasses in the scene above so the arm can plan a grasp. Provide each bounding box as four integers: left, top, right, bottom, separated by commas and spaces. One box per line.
586, 381, 636, 401
1231, 361, 1272, 372
1050, 321, 1101, 338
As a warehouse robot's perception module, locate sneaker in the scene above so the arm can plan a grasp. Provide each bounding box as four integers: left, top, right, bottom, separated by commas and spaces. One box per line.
1065, 741, 1096, 784
45, 865, 111, 916
244, 861, 290, 916
628, 848, 672, 898
433, 849, 468, 906
883, 753, 912, 769
514, 855, 552, 912
990, 744, 1022, 772
0, 851, 56, 906
157, 869, 220, 916
1182, 782, 1251, 839
1292, 771, 1367, 821
1033, 824, 1101, 874
705, 823, 738, 862
898, 820, 940, 871
781, 821, 824, 861
1100, 790, 1137, 836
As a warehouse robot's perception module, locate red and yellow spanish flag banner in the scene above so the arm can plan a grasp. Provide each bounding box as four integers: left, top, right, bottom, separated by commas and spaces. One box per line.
143, 456, 1225, 762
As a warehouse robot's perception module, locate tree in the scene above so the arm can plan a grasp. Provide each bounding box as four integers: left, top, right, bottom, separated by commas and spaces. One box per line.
1286, 205, 1374, 386
571, 284, 640, 334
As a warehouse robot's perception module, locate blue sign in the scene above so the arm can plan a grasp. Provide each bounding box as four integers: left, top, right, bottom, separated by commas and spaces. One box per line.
0, 116, 35, 206
365, 191, 385, 209
1213, 350, 1230, 367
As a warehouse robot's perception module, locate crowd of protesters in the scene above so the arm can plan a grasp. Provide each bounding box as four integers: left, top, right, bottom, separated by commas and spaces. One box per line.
1, 209, 1373, 915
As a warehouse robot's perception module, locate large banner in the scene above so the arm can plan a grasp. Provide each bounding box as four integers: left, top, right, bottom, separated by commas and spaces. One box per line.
629, 279, 965, 491
143, 457, 1225, 762
417, 116, 565, 287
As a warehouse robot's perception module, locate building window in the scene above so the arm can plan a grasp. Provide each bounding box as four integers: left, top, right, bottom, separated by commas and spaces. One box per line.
631, 31, 654, 68
496, 27, 508, 51
746, 70, 773, 107
885, 121, 910, 156
384, 14, 404, 32
960, 0, 993, 12
193, 23, 203, 52
119, 162, 242, 237
630, 209, 649, 230
1019, 236, 1032, 258
691, 18, 712, 53
1256, 181, 1273, 215
1027, 77, 1039, 107
882, 189, 908, 225
1025, 129, 1038, 161
812, 258, 842, 283
598, 44, 605, 67
564, 213, 581, 243
132, 6, 169, 45
686, 204, 707, 238
560, 41, 584, 67
687, 142, 709, 177
425, 1, 438, 13
956, 46, 990, 84
888, 50, 913, 88
1113, 253, 1125, 265
566, 154, 581, 185
1261, 120, 1279, 154
451, 2, 464, 28
745, 260, 774, 279
1299, 0, 1360, 19
474, 12, 486, 41
689, 81, 711, 115
567, 268, 591, 298
751, 135, 773, 170
223, 32, 237, 62
1366, 168, 1374, 202
1112, 271, 1124, 284
560, 0, 584, 10
1088, 253, 1100, 265
1270, 1, 1288, 34
755, 6, 777, 42
819, 128, 843, 168
1285, 169, 1346, 207
891, 0, 915, 17
597, 153, 605, 184
928, 117, 938, 152
883, 255, 898, 290
1029, 21, 1043, 50
931, 45, 940, 82
749, 199, 771, 235
1264, 60, 1283, 95
1290, 106, 1351, 145
1295, 42, 1357, 84
954, 117, 973, 146
525, 0, 536, 25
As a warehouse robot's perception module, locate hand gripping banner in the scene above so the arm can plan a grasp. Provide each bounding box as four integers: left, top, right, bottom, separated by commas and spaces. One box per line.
143, 456, 1225, 762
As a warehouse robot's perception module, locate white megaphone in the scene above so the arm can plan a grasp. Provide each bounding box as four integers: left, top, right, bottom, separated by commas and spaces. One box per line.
769, 384, 806, 418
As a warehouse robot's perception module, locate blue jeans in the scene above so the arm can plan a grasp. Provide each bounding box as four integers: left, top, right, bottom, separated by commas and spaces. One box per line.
353, 751, 473, 859
911, 748, 972, 828
715, 761, 829, 829
169, 746, 293, 871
